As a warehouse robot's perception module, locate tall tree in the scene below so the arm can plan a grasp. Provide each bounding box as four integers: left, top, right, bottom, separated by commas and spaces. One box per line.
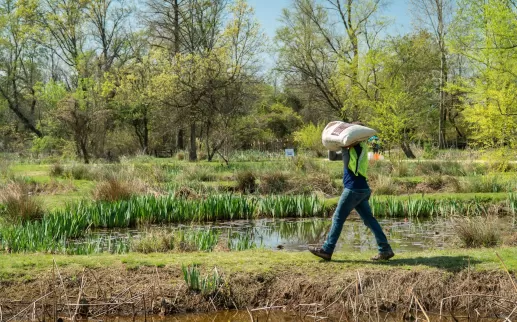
0, 0, 44, 137
448, 0, 517, 148
410, 0, 454, 148
276, 0, 385, 121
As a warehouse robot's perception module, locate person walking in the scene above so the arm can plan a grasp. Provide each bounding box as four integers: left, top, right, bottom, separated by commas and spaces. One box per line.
309, 139, 394, 261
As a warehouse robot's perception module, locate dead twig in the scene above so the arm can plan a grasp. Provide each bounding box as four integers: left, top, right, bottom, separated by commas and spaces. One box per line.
246, 306, 254, 322
413, 292, 430, 322
496, 252, 517, 294
72, 268, 87, 321
53, 259, 73, 320
5, 292, 54, 322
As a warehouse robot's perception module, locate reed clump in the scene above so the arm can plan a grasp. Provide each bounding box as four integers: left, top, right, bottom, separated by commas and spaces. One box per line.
0, 181, 43, 223
92, 178, 139, 202
452, 215, 501, 248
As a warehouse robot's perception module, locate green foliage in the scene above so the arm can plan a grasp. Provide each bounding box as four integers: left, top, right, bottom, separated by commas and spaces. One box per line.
449, 0, 517, 149
293, 123, 326, 157
31, 137, 67, 155
182, 265, 221, 295
422, 143, 439, 160
228, 231, 257, 251
258, 102, 303, 139
176, 229, 219, 252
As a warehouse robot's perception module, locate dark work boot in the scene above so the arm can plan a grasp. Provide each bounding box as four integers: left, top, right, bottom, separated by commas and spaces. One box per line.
308, 246, 332, 261
371, 250, 395, 261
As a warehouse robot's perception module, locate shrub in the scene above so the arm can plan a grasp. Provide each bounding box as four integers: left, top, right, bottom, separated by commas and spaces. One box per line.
424, 175, 445, 191
49, 163, 64, 177
66, 164, 93, 180
176, 151, 186, 160
236, 171, 257, 193
461, 176, 508, 193
92, 178, 136, 202
259, 172, 290, 194
422, 143, 439, 159
0, 182, 44, 223
444, 176, 462, 192
453, 215, 501, 248
293, 172, 339, 195
503, 233, 517, 246
293, 123, 326, 157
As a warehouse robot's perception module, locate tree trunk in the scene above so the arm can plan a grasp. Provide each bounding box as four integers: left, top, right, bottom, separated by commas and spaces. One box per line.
7, 102, 43, 138
177, 129, 185, 150
143, 113, 149, 154
189, 122, 197, 161
173, 0, 180, 55
401, 142, 416, 159
80, 140, 90, 164
437, 0, 447, 149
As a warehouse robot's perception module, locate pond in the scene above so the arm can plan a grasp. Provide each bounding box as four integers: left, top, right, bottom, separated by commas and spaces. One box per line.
78, 214, 516, 253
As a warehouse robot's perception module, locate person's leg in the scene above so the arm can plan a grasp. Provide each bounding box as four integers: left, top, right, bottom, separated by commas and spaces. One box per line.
354, 195, 392, 253
321, 189, 361, 254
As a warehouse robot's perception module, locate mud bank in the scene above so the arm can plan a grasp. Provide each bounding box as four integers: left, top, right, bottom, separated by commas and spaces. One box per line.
1, 263, 516, 321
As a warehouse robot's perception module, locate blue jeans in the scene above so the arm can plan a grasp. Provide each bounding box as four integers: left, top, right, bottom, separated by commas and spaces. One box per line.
323, 188, 392, 254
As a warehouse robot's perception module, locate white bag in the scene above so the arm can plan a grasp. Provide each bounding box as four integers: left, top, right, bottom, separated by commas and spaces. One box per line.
322, 121, 377, 151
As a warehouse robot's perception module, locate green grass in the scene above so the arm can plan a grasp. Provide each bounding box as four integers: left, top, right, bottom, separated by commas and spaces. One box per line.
1, 247, 517, 282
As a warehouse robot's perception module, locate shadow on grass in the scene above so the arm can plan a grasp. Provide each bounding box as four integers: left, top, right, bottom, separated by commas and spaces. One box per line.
329, 256, 479, 272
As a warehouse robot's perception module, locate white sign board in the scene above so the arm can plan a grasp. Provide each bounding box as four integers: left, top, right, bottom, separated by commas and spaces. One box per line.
285, 149, 295, 157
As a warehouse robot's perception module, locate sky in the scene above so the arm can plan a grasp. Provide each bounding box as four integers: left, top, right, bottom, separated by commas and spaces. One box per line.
247, 0, 413, 40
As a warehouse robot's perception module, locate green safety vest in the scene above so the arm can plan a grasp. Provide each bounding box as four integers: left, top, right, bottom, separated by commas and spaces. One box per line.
348, 142, 368, 178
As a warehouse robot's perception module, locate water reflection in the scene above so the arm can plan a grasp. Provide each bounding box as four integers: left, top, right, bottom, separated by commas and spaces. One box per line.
77, 215, 480, 253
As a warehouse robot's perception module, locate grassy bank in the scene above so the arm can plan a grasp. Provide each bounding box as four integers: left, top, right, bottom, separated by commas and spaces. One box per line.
2, 247, 517, 282
2, 247, 517, 320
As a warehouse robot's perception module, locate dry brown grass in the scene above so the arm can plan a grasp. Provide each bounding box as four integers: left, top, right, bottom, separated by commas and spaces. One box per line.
259, 172, 290, 194
92, 178, 144, 202
291, 172, 340, 196
0, 181, 44, 223
452, 215, 501, 248
235, 171, 257, 193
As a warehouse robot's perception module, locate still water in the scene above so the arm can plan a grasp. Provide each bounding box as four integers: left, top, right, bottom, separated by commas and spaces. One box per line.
84, 214, 484, 253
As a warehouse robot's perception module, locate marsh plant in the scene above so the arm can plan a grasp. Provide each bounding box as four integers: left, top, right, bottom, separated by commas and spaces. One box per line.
228, 231, 258, 251
0, 181, 43, 223
236, 171, 257, 193
452, 215, 501, 248
92, 178, 140, 202
131, 230, 175, 253
176, 229, 219, 252
182, 265, 222, 295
